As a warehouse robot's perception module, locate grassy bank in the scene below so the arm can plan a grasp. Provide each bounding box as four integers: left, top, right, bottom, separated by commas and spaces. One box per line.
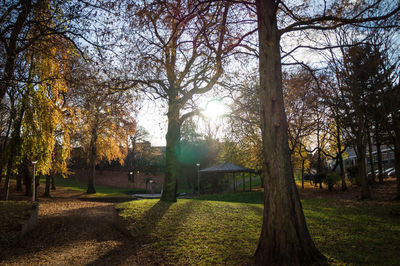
116, 191, 400, 265
52, 176, 146, 197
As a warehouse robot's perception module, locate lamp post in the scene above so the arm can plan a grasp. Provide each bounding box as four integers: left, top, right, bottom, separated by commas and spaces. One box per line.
196, 163, 200, 195
32, 161, 37, 201
129, 172, 133, 182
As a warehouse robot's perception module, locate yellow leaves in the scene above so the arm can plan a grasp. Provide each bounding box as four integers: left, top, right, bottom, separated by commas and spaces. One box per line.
95, 122, 131, 166
21, 33, 75, 177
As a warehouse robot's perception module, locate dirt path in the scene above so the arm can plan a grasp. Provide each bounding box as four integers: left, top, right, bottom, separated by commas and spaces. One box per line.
0, 189, 159, 265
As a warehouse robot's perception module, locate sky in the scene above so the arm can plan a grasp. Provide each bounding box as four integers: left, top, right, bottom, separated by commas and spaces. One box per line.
137, 96, 231, 147
137, 99, 168, 147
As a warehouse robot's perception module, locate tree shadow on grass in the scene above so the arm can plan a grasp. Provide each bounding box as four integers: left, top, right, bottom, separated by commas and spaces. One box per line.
0, 200, 185, 265
92, 199, 262, 265
304, 203, 400, 265
120, 200, 174, 239
89, 200, 197, 265
0, 204, 120, 260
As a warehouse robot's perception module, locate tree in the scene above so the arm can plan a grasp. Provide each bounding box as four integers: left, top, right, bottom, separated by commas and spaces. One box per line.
319, 65, 351, 191
254, 0, 399, 264
2, 4, 75, 199
67, 60, 136, 194
180, 122, 221, 192
128, 126, 149, 181
125, 0, 255, 202
1, 0, 105, 199
0, 0, 31, 102
366, 31, 400, 197
226, 71, 263, 171
336, 44, 386, 198
283, 69, 322, 187
383, 83, 400, 199
0, 0, 100, 103
254, 1, 325, 263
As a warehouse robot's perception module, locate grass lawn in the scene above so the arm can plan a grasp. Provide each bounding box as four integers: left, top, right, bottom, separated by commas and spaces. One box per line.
50, 176, 146, 197
116, 191, 400, 265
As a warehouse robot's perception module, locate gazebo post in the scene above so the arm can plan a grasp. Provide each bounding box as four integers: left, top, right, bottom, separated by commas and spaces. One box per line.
243, 172, 245, 192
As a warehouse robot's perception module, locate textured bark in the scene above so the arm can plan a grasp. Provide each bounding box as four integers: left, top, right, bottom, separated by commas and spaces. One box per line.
356, 137, 371, 199
254, 1, 325, 264
161, 99, 180, 202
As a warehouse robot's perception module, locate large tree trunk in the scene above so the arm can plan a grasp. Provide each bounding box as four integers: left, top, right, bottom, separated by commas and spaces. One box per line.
356, 137, 371, 199
161, 101, 180, 202
254, 1, 325, 264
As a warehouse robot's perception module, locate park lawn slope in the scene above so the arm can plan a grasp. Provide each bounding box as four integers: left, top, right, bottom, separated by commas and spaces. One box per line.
116, 199, 262, 265
303, 198, 400, 265
116, 192, 400, 265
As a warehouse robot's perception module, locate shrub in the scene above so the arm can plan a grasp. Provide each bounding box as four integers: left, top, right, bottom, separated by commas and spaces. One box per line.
324, 172, 341, 191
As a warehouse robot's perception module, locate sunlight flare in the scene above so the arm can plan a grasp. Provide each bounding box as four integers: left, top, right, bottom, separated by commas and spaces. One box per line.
202, 100, 229, 120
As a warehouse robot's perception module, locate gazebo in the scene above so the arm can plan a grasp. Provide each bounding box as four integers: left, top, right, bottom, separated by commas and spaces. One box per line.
199, 162, 258, 193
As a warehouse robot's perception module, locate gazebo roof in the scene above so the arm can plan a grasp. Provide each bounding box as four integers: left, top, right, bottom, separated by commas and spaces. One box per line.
199, 162, 255, 173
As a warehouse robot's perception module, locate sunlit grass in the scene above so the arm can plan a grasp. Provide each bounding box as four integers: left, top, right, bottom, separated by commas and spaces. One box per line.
117, 198, 261, 265
116, 192, 400, 265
